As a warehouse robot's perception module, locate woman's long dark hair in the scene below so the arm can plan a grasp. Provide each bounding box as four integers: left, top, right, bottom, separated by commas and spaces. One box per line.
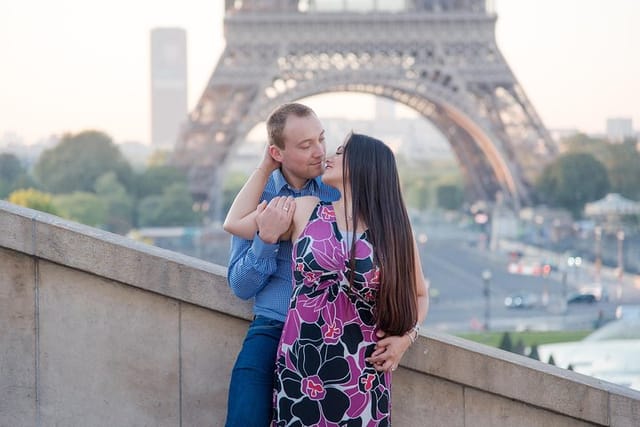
342, 133, 418, 336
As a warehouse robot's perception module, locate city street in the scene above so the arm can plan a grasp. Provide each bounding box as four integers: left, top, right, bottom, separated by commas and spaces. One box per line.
416, 224, 640, 333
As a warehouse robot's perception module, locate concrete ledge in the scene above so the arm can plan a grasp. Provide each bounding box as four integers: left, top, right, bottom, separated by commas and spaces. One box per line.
401, 327, 640, 426
2, 201, 640, 426
0, 201, 252, 320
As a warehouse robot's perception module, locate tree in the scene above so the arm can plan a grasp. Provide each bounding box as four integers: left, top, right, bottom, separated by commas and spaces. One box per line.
222, 171, 250, 216
0, 153, 23, 182
535, 152, 610, 217
54, 192, 107, 227
513, 339, 525, 355
134, 165, 188, 199
8, 188, 59, 215
528, 344, 540, 360
94, 172, 134, 234
436, 184, 464, 210
137, 183, 200, 227
561, 134, 640, 201
605, 143, 640, 200
498, 332, 513, 352
547, 354, 556, 366
146, 149, 172, 167
33, 130, 133, 194
0, 153, 36, 199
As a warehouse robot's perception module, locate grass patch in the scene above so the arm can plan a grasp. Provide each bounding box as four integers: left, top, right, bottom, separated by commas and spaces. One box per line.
456, 330, 591, 348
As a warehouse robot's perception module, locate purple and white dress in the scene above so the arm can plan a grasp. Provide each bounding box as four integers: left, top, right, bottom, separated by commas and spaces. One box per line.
273, 201, 391, 426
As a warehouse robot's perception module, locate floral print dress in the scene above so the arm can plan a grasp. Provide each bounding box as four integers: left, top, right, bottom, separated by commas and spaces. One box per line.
273, 201, 391, 426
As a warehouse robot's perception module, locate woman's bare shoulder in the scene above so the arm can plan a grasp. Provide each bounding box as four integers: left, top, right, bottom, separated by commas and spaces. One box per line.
295, 195, 320, 207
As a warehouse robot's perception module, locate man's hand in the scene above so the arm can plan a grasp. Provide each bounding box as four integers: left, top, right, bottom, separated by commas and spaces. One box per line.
256, 196, 296, 244
365, 330, 412, 372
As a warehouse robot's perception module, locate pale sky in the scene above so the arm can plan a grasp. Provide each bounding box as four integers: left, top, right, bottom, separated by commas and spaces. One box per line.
1, 0, 638, 145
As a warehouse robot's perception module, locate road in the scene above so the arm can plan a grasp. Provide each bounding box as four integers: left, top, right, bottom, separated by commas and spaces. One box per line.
415, 224, 640, 333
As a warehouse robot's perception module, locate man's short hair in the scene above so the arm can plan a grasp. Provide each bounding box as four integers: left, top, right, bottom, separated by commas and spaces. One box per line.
266, 103, 315, 149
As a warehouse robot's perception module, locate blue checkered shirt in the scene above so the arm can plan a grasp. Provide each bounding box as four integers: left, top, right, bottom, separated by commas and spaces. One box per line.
227, 169, 340, 321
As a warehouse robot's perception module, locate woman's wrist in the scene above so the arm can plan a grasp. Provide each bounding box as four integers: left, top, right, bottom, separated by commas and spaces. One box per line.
406, 323, 420, 344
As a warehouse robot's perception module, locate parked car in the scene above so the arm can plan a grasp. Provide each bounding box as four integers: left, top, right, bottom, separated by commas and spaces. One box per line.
504, 292, 538, 309
567, 293, 597, 304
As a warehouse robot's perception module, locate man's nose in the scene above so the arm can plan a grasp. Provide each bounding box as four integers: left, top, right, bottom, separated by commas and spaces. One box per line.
312, 142, 324, 158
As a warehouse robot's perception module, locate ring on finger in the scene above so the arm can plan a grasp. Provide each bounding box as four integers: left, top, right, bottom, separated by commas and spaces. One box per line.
283, 206, 289, 212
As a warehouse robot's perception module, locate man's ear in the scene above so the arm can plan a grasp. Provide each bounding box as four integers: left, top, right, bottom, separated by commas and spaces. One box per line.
269, 144, 284, 162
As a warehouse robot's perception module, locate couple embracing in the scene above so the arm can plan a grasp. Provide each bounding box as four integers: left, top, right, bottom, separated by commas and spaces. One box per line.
223, 102, 429, 426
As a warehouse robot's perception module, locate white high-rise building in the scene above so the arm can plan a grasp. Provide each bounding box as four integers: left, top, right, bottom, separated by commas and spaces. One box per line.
150, 28, 187, 149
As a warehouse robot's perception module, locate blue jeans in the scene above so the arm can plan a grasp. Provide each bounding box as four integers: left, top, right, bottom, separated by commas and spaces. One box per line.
225, 315, 284, 427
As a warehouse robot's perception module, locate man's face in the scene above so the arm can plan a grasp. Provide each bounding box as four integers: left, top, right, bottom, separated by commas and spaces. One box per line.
271, 113, 326, 188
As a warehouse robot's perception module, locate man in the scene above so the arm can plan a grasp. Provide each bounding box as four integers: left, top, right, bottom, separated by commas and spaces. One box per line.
224, 103, 339, 426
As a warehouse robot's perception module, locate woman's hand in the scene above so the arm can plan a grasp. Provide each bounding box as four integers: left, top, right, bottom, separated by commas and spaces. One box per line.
365, 330, 412, 372
255, 196, 296, 243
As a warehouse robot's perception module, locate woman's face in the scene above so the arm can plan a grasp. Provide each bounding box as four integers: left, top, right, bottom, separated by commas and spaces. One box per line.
321, 144, 345, 188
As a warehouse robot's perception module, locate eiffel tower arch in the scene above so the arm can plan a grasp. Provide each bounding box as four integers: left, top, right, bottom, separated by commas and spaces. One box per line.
172, 0, 557, 219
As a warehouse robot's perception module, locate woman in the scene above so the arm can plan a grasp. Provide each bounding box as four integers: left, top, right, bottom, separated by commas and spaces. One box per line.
225, 133, 429, 425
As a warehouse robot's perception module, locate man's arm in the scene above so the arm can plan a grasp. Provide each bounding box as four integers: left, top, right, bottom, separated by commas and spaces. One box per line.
227, 233, 281, 300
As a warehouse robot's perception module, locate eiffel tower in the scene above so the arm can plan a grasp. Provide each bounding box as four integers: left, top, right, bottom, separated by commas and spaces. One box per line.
172, 0, 557, 218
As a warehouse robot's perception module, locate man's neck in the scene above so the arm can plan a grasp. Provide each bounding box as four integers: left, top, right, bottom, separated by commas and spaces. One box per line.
281, 169, 311, 190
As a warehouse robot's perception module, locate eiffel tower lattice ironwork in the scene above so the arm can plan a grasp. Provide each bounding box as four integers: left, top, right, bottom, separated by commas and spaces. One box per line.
172, 0, 557, 218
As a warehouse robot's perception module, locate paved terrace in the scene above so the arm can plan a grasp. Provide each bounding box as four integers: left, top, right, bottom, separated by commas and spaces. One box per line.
1, 200, 639, 426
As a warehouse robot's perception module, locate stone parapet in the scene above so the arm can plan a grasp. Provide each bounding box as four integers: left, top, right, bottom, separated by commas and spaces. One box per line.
1, 200, 638, 426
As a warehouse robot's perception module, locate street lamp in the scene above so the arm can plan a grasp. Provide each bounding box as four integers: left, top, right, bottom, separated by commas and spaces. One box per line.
594, 226, 602, 283
481, 269, 492, 331
616, 230, 625, 283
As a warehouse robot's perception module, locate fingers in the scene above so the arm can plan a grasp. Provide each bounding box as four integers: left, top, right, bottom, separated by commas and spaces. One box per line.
268, 196, 294, 213
366, 347, 396, 372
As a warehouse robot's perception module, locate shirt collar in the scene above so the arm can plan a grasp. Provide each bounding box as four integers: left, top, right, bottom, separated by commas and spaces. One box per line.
273, 168, 321, 194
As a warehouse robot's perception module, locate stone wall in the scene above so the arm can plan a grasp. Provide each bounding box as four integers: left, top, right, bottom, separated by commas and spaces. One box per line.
1, 201, 639, 426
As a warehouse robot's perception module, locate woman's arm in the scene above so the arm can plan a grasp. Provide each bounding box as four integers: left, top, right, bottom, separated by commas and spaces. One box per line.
288, 196, 321, 242
223, 147, 284, 240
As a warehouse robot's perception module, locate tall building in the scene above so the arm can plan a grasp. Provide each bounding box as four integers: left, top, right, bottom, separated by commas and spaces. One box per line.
150, 28, 187, 149
606, 117, 634, 143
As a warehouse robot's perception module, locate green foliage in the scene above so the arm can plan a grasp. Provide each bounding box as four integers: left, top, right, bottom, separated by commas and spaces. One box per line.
222, 171, 251, 215
137, 183, 200, 227
134, 165, 188, 199
604, 143, 640, 200
402, 175, 431, 211
0, 153, 23, 182
436, 184, 464, 210
457, 330, 591, 348
547, 354, 556, 366
561, 134, 640, 201
528, 344, 540, 360
94, 172, 134, 234
397, 158, 462, 211
0, 180, 8, 199
146, 149, 172, 167
8, 188, 59, 215
0, 153, 36, 198
33, 130, 134, 194
53, 192, 107, 227
513, 339, 525, 355
535, 152, 610, 217
498, 332, 513, 352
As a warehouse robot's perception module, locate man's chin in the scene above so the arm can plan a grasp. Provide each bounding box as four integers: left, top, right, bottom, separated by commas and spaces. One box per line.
309, 165, 325, 178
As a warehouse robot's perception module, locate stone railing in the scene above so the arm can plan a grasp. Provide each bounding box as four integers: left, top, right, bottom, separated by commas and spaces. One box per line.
1, 201, 638, 426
